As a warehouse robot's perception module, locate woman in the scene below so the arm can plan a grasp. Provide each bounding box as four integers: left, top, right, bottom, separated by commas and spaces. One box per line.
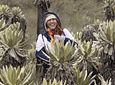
36, 11, 77, 68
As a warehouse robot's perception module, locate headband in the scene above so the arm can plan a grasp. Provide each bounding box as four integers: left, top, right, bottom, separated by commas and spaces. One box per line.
45, 14, 57, 24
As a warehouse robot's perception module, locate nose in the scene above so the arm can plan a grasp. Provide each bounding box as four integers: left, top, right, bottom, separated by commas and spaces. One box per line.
50, 19, 54, 22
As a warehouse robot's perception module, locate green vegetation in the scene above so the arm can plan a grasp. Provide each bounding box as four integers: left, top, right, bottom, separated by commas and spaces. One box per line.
0, 0, 103, 42
49, 0, 103, 32
0, 64, 36, 85
0, 0, 115, 85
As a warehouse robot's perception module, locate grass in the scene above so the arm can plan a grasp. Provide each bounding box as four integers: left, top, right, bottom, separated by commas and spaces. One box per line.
0, 0, 104, 43
49, 0, 104, 32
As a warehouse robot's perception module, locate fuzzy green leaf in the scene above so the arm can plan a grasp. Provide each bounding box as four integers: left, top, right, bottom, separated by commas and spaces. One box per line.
104, 44, 109, 54
64, 52, 72, 62
106, 27, 111, 41
59, 57, 64, 64
11, 68, 16, 84
108, 46, 113, 55
8, 65, 12, 83
59, 47, 64, 59
16, 66, 20, 79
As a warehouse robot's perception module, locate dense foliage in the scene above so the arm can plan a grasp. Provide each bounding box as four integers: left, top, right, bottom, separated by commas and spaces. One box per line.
0, 0, 115, 85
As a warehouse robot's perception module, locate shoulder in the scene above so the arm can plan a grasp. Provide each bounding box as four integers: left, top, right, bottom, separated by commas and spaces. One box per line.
63, 28, 75, 40
37, 32, 47, 38
38, 32, 51, 42
63, 28, 69, 32
41, 32, 48, 37
37, 32, 47, 41
63, 28, 71, 35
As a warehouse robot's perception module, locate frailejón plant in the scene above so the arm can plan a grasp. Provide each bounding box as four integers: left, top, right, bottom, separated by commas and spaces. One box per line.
76, 69, 96, 85
44, 39, 76, 64
76, 40, 100, 70
0, 5, 12, 20
0, 22, 28, 67
93, 20, 115, 56
44, 39, 77, 85
102, 0, 115, 8
94, 74, 111, 85
0, 64, 36, 85
42, 78, 66, 85
93, 20, 115, 85
0, 22, 28, 60
12, 7, 24, 18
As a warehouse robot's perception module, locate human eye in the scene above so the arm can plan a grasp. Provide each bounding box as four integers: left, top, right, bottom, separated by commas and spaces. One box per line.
47, 19, 51, 21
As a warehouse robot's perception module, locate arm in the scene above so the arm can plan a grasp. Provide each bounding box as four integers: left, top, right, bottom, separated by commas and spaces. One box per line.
63, 28, 75, 40
36, 34, 50, 62
63, 28, 78, 46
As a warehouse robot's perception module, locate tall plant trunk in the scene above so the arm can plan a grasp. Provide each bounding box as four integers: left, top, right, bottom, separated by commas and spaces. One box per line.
1, 49, 26, 68
34, 0, 50, 37
34, 0, 50, 83
45, 62, 77, 85
81, 24, 97, 42
104, 5, 115, 21
19, 17, 27, 42
37, 8, 45, 35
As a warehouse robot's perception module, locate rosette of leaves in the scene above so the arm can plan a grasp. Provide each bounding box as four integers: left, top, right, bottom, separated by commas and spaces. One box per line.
93, 20, 115, 56
11, 7, 24, 24
93, 20, 115, 84
76, 69, 96, 85
76, 40, 100, 71
94, 74, 111, 85
98, 74, 111, 85
12, 7, 24, 18
42, 78, 66, 85
0, 22, 28, 68
71, 31, 82, 42
76, 40, 101, 84
81, 24, 98, 42
102, 0, 115, 8
44, 39, 76, 64
44, 39, 77, 85
0, 64, 36, 85
102, 0, 115, 21
0, 5, 12, 24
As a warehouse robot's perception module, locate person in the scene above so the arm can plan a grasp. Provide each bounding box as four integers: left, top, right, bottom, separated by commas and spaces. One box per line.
35, 11, 77, 69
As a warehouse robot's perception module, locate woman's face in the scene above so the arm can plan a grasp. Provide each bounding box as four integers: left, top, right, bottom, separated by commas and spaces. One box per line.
46, 19, 57, 30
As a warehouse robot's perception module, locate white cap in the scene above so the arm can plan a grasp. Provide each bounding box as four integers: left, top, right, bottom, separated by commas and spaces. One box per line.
45, 14, 57, 24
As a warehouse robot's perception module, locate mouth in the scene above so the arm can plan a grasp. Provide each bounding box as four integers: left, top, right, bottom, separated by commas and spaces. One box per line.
49, 23, 56, 27
50, 23, 55, 26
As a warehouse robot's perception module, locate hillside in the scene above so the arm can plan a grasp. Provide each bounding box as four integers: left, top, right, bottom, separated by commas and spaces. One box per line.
0, 0, 104, 42
49, 0, 104, 31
